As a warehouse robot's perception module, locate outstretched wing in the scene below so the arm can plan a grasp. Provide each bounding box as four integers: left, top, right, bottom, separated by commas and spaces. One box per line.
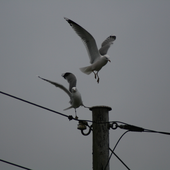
64, 17, 101, 64
62, 72, 77, 92
38, 76, 71, 98
99, 35, 116, 55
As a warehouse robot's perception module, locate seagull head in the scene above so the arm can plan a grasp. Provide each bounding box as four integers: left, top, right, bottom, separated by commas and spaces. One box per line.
71, 87, 77, 93
104, 55, 111, 62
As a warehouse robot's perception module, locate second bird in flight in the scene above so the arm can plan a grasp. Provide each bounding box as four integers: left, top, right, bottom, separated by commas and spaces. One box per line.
64, 17, 116, 83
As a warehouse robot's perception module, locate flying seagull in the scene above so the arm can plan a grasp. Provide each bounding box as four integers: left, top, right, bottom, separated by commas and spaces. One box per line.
64, 17, 116, 83
38, 72, 85, 118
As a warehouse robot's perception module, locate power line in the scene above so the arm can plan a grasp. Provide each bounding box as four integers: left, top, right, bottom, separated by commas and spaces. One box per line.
1, 91, 170, 134
105, 122, 170, 170
1, 90, 170, 135
144, 128, 170, 135
103, 130, 130, 170
0, 159, 32, 170
109, 149, 130, 170
0, 91, 112, 124
1, 90, 170, 170
0, 91, 75, 120
111, 121, 170, 135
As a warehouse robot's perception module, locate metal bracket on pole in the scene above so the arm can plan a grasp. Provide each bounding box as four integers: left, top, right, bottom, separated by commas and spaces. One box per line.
77, 120, 93, 136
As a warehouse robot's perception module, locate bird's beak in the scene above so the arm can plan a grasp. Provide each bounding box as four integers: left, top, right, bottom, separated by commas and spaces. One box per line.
108, 59, 111, 62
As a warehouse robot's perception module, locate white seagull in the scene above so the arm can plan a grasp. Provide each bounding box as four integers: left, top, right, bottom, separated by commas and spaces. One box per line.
38, 72, 85, 118
64, 17, 116, 83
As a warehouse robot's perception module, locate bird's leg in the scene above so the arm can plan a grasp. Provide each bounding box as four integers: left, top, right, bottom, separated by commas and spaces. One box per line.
92, 71, 97, 79
97, 77, 100, 83
96, 72, 100, 83
75, 109, 78, 119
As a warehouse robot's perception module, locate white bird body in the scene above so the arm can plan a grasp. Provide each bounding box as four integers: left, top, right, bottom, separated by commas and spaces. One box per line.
64, 87, 83, 110
38, 72, 85, 117
80, 55, 109, 75
64, 17, 116, 83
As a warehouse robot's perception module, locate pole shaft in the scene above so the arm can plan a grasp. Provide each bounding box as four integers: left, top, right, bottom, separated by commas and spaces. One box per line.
90, 106, 112, 170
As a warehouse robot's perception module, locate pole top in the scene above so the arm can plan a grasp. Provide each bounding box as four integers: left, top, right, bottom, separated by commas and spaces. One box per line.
89, 105, 112, 111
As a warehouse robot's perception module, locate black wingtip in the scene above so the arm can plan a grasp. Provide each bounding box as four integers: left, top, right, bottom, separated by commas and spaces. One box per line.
64, 17, 69, 21
37, 75, 42, 79
61, 72, 71, 79
64, 17, 75, 26
64, 17, 71, 23
110, 35, 116, 40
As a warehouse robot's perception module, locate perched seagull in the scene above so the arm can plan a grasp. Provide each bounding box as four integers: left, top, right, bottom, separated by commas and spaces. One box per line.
64, 17, 116, 83
38, 72, 85, 118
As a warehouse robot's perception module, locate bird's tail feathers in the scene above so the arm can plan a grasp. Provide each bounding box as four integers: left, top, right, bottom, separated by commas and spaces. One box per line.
64, 106, 73, 111
79, 66, 92, 75
82, 104, 90, 109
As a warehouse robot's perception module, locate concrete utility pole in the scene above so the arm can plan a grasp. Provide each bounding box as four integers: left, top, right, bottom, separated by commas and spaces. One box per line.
90, 106, 112, 170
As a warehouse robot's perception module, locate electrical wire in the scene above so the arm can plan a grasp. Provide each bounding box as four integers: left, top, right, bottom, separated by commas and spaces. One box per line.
0, 91, 77, 121
144, 129, 170, 135
2, 91, 170, 134
0, 159, 32, 170
0, 91, 97, 124
105, 122, 170, 170
1, 90, 170, 132
0, 91, 113, 124
109, 149, 130, 170
103, 130, 129, 170
114, 121, 170, 135
1, 90, 170, 170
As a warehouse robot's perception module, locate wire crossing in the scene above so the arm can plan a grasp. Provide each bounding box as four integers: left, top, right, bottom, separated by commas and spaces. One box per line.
1, 90, 170, 170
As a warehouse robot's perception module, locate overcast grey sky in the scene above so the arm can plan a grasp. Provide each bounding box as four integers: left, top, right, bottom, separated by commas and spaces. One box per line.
0, 1, 170, 169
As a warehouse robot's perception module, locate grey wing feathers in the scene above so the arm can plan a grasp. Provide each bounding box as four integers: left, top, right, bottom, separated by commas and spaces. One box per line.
62, 72, 77, 92
38, 76, 71, 98
64, 17, 100, 64
99, 35, 116, 55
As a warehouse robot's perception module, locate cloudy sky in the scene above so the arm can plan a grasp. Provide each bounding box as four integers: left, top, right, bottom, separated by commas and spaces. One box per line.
0, 1, 170, 169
